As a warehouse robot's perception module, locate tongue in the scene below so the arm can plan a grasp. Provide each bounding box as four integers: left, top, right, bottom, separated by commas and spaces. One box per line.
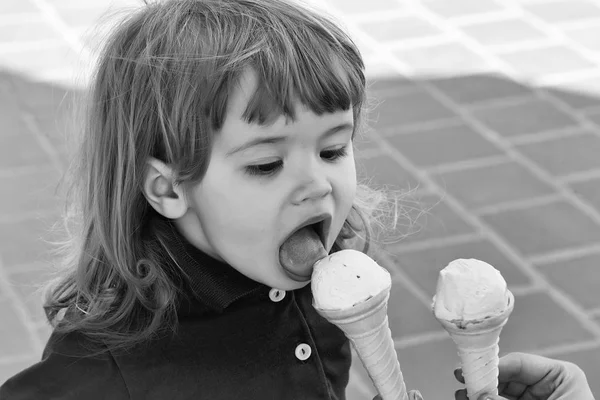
279, 226, 327, 281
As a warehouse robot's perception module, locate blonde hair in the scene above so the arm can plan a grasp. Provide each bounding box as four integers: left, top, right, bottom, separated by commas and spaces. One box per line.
43, 0, 403, 354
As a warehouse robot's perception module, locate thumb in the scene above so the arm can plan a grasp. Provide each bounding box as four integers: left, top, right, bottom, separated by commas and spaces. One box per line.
478, 394, 505, 400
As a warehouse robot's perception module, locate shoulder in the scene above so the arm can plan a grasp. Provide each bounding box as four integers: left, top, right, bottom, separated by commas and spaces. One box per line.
0, 329, 129, 400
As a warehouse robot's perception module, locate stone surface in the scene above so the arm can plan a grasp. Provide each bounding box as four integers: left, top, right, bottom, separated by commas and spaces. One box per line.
516, 132, 600, 177
433, 161, 556, 209
497, 45, 596, 77
394, 193, 477, 244
429, 73, 534, 105
481, 200, 600, 256
535, 252, 600, 310
522, 0, 600, 23
459, 18, 547, 47
471, 97, 581, 137
500, 291, 597, 353
386, 123, 503, 167
370, 89, 457, 130
2, 1, 600, 397
570, 177, 600, 213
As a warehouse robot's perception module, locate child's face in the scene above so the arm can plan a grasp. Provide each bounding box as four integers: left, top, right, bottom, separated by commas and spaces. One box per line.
179, 71, 357, 290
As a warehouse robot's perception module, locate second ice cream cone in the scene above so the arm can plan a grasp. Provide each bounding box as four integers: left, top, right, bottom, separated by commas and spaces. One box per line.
314, 285, 408, 400
437, 291, 514, 400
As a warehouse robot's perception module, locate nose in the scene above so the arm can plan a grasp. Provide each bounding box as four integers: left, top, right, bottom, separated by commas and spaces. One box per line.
291, 161, 332, 205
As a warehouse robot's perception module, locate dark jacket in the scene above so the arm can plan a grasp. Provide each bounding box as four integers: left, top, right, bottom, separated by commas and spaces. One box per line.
0, 222, 351, 399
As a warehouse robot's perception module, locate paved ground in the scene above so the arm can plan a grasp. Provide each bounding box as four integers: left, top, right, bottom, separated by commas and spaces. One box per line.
2, 0, 600, 399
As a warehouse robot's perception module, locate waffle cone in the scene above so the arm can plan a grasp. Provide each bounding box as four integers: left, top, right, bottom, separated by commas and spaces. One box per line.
436, 291, 514, 400
314, 285, 408, 400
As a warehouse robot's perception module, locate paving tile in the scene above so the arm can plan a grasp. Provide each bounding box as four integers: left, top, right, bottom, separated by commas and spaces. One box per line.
522, 0, 600, 23
481, 200, 600, 256
0, 17, 61, 45
562, 24, 600, 54
392, 239, 533, 296
543, 77, 600, 110
585, 110, 600, 127
569, 177, 600, 213
396, 338, 470, 399
356, 154, 420, 191
422, 0, 506, 19
10, 77, 77, 115
0, 129, 53, 169
394, 42, 494, 75
429, 73, 534, 105
6, 265, 55, 324
501, 292, 596, 352
0, 299, 36, 358
353, 131, 380, 153
326, 0, 406, 14
459, 18, 547, 47
359, 15, 444, 43
470, 97, 580, 137
0, 0, 38, 14
385, 123, 503, 167
535, 252, 600, 310
393, 193, 477, 244
497, 45, 596, 77
554, 346, 600, 399
0, 44, 84, 80
0, 214, 61, 268
0, 168, 63, 217
388, 279, 444, 338
432, 161, 556, 209
54, 5, 118, 30
32, 111, 73, 155
516, 132, 600, 177
370, 90, 457, 130
0, 83, 23, 134
366, 73, 418, 97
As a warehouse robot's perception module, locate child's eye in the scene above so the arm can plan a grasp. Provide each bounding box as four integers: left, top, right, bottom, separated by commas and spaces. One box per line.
321, 146, 348, 162
245, 160, 283, 176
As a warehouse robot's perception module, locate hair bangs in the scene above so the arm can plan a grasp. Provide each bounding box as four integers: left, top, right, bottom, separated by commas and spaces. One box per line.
240, 15, 365, 126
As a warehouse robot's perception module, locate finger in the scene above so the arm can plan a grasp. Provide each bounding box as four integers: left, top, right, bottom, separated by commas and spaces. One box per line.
454, 368, 465, 384
478, 395, 505, 400
498, 352, 558, 386
455, 389, 468, 400
500, 381, 528, 398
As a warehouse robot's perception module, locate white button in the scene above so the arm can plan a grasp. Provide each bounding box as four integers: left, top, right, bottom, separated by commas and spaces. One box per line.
295, 343, 312, 361
269, 288, 286, 302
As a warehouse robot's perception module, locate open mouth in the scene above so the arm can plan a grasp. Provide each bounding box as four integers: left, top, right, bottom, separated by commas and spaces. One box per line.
278, 213, 333, 282
285, 214, 332, 250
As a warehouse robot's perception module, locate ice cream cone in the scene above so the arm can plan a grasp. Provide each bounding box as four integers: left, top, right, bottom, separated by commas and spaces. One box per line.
436, 290, 515, 400
314, 284, 408, 400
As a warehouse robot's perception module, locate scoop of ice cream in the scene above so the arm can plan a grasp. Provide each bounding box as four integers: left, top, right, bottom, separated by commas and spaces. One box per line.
311, 249, 391, 310
433, 258, 509, 322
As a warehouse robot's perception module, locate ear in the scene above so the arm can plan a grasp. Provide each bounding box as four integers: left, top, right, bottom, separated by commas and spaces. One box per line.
143, 158, 188, 219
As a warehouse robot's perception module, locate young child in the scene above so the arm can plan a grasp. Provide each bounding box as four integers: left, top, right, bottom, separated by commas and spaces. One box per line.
0, 0, 405, 399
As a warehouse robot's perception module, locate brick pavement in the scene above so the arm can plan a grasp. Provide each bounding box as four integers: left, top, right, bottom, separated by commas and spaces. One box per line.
2, 0, 600, 399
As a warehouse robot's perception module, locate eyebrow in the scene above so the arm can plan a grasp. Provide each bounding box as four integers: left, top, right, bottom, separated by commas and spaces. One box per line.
226, 122, 354, 157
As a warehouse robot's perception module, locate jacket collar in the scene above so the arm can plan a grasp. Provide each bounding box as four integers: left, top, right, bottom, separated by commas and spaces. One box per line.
155, 218, 265, 314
